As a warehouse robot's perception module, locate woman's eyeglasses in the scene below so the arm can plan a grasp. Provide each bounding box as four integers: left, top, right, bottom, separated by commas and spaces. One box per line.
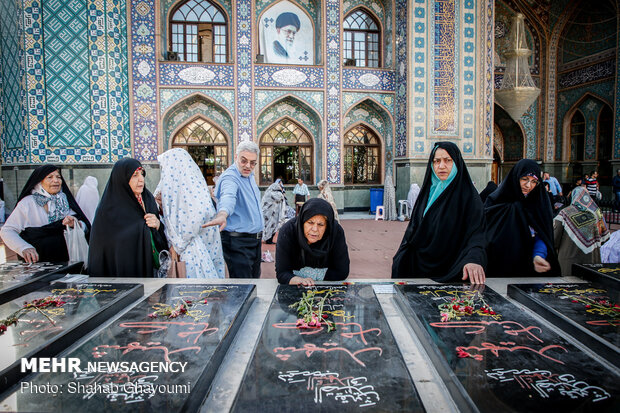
520, 177, 539, 186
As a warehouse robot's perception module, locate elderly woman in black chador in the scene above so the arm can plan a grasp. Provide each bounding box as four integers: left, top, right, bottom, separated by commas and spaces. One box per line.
484, 159, 560, 277
88, 158, 167, 277
392, 142, 486, 284
276, 198, 349, 286
0, 165, 90, 263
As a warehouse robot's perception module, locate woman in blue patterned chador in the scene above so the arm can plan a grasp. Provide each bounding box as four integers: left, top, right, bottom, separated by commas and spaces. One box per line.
157, 148, 225, 278
553, 186, 609, 275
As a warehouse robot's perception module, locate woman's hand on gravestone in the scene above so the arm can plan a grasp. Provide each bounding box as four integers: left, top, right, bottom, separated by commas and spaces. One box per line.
462, 263, 486, 284
21, 248, 39, 264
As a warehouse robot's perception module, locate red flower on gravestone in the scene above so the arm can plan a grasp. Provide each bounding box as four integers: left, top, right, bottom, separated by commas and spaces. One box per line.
147, 298, 203, 320
289, 290, 336, 332
438, 292, 498, 322
0, 295, 67, 335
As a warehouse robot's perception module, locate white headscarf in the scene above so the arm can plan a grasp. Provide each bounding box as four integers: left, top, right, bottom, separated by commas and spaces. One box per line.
75, 176, 99, 224
157, 148, 225, 278
406, 183, 421, 216
383, 174, 397, 221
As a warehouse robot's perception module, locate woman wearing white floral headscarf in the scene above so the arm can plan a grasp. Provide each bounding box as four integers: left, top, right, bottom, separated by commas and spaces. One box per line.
553, 187, 610, 275
317, 179, 339, 221
157, 148, 225, 278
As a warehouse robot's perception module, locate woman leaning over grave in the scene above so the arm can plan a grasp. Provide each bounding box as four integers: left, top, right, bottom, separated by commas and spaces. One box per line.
391, 142, 487, 284
484, 159, 560, 277
276, 198, 349, 286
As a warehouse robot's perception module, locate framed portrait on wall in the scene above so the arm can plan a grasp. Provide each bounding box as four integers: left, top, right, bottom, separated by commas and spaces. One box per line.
259, 1, 314, 65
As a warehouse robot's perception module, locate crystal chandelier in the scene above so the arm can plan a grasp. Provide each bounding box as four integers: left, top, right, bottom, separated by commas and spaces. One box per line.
494, 13, 540, 121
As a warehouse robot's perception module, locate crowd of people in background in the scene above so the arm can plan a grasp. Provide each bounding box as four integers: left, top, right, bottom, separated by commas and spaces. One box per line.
0, 144, 617, 282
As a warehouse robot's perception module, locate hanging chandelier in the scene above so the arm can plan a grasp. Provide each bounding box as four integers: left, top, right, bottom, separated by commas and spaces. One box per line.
494, 13, 540, 121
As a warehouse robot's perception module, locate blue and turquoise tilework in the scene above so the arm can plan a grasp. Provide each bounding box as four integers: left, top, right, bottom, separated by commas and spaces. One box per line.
159, 63, 235, 87
342, 69, 395, 91
254, 66, 325, 89
160, 89, 235, 115
131, 0, 158, 161
254, 91, 323, 116
395, 0, 408, 156
556, 82, 614, 160
162, 94, 234, 149
430, 0, 458, 136
326, 0, 341, 183
342, 92, 394, 114
0, 0, 28, 163
236, 0, 252, 142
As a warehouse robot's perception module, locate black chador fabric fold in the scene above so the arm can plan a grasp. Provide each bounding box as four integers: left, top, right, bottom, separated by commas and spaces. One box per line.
88, 158, 167, 277
18, 165, 90, 262
392, 142, 487, 281
484, 159, 560, 277
479, 181, 498, 204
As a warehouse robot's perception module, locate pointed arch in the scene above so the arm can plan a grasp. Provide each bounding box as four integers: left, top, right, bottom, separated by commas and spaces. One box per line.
343, 122, 382, 184
167, 0, 230, 62
258, 116, 314, 185
561, 91, 612, 161
343, 7, 383, 67
256, 95, 322, 182
494, 103, 526, 161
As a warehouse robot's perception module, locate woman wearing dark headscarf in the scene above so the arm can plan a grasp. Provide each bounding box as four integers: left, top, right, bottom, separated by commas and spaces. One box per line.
479, 181, 498, 204
1, 165, 90, 263
484, 159, 560, 277
392, 142, 486, 283
553, 187, 610, 275
275, 198, 349, 285
88, 158, 167, 277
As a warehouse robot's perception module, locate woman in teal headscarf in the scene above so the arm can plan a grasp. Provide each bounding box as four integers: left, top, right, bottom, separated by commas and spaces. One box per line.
392, 142, 487, 283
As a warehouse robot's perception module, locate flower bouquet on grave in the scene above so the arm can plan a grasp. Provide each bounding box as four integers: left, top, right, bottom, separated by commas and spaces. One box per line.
147, 297, 208, 320
0, 296, 66, 335
437, 292, 497, 322
289, 290, 336, 332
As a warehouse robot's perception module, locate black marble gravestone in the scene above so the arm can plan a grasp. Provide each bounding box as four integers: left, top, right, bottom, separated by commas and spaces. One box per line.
508, 283, 620, 368
0, 282, 143, 390
573, 264, 620, 290
0, 261, 82, 304
1, 284, 255, 413
232, 285, 425, 412
395, 284, 620, 413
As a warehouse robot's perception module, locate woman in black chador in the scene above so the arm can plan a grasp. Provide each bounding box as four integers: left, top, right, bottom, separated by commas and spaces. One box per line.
392, 142, 486, 283
88, 158, 167, 277
276, 198, 349, 285
0, 165, 90, 263
484, 159, 560, 277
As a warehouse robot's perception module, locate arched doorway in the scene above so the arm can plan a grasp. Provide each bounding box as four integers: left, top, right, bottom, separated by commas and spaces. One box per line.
494, 104, 524, 162
568, 110, 585, 183
598, 105, 613, 183
259, 118, 313, 185
343, 124, 381, 184
492, 148, 502, 184
171, 116, 228, 185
